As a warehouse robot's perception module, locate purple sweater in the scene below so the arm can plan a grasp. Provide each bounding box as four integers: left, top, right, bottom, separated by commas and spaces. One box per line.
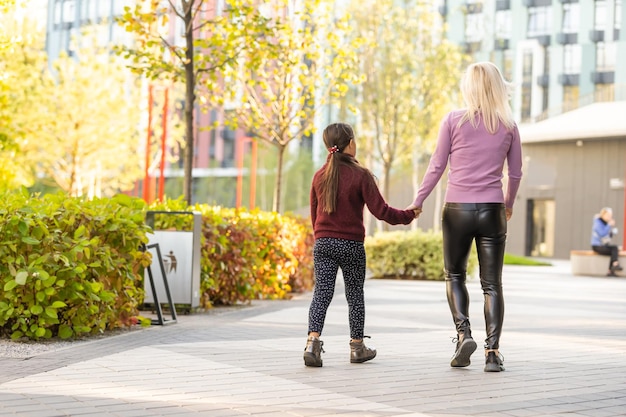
412, 110, 523, 208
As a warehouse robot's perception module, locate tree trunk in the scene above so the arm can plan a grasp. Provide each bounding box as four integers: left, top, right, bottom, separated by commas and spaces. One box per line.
183, 1, 195, 205
273, 143, 286, 213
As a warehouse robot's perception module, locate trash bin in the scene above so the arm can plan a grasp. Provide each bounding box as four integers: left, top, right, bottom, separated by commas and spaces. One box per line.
144, 211, 202, 311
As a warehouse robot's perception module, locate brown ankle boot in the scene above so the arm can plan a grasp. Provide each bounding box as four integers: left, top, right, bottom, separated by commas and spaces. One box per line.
303, 336, 324, 367
350, 340, 376, 363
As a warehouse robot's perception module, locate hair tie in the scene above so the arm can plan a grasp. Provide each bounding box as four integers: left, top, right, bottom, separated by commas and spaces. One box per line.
328, 145, 339, 154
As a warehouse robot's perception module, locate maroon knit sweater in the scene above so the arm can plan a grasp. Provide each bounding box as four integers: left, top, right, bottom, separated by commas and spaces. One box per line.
310, 160, 415, 242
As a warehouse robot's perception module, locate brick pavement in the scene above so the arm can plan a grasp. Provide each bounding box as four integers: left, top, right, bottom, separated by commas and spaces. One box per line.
0, 261, 625, 417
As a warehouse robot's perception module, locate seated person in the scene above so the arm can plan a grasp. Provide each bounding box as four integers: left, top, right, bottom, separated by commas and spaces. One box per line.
591, 207, 623, 277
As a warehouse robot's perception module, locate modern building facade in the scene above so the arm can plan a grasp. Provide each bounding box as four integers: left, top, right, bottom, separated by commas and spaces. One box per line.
44, 0, 253, 205
418, 0, 626, 259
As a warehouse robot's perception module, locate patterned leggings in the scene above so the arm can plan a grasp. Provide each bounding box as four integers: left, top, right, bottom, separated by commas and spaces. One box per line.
307, 237, 367, 340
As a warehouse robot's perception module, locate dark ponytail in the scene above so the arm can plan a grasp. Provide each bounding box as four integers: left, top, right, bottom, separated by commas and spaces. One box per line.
320, 123, 363, 213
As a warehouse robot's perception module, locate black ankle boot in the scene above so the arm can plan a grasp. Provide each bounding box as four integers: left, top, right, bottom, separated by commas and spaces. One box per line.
303, 336, 324, 367
450, 331, 477, 367
484, 349, 505, 372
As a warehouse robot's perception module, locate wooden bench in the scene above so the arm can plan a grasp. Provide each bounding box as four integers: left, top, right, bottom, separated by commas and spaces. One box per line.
570, 250, 626, 276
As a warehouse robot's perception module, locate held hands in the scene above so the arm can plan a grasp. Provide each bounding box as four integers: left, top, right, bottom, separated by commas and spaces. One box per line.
406, 204, 422, 219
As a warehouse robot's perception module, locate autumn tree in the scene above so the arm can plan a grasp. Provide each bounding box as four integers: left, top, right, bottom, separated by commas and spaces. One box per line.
0, 2, 46, 191
116, 0, 272, 205
215, 0, 363, 213
349, 0, 465, 229
22, 41, 143, 197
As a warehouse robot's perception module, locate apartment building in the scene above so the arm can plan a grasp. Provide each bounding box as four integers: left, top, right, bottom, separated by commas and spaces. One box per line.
417, 0, 626, 259
44, 0, 256, 206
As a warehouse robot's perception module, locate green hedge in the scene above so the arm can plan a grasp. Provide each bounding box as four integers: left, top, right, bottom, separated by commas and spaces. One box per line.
0, 193, 315, 340
147, 199, 314, 307
365, 230, 478, 280
0, 191, 151, 340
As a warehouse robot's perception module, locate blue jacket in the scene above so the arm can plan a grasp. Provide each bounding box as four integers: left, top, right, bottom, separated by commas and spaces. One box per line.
591, 217, 613, 246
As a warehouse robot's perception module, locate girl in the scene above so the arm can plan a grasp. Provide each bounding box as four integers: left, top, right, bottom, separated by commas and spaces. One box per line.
304, 122, 418, 367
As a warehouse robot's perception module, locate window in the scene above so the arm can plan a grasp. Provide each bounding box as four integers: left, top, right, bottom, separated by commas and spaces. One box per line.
503, 49, 513, 80
521, 51, 533, 121
563, 85, 579, 112
54, 0, 62, 25
81, 0, 92, 22
563, 44, 581, 74
596, 42, 616, 71
465, 12, 484, 42
562, 3, 580, 33
594, 0, 607, 30
62, 0, 75, 23
616, 0, 622, 30
528, 6, 551, 36
495, 10, 512, 39
98, 0, 111, 19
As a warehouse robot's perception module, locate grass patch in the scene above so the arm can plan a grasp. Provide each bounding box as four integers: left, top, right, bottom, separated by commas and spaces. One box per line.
504, 254, 552, 266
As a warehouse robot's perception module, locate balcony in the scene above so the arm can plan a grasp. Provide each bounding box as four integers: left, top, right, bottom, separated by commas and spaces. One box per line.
496, 0, 510, 10
464, 2, 483, 14
558, 73, 580, 86
556, 32, 578, 44
537, 74, 550, 87
221, 128, 236, 141
589, 30, 605, 42
523, 0, 552, 6
591, 71, 615, 84
529, 34, 551, 46
462, 41, 482, 54
494, 38, 509, 50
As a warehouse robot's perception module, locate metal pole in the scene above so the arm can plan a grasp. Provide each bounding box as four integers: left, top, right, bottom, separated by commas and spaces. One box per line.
158, 87, 169, 201
143, 84, 154, 202
623, 164, 626, 250
236, 134, 244, 208
250, 139, 257, 209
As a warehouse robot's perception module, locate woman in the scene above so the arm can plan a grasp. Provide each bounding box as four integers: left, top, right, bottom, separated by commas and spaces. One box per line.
408, 62, 523, 372
304, 122, 418, 367
591, 207, 623, 277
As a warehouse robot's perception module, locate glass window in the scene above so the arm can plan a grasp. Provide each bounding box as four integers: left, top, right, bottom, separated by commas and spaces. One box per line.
503, 49, 513, 81
594, 0, 607, 30
616, 0, 622, 29
465, 12, 484, 42
495, 10, 512, 39
521, 51, 533, 121
563, 85, 579, 112
528, 6, 551, 36
98, 0, 111, 19
596, 42, 616, 71
562, 3, 580, 33
563, 44, 581, 74
54, 0, 62, 24
62, 0, 75, 23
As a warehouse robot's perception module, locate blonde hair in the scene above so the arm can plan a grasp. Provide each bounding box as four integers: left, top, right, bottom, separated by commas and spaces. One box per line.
458, 62, 515, 134
599, 207, 613, 218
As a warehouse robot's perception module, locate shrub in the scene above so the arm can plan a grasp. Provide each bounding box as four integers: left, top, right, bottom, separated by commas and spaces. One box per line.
365, 230, 478, 280
147, 199, 314, 306
0, 191, 151, 340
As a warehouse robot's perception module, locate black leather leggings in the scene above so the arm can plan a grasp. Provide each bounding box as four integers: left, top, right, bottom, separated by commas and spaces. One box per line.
442, 203, 507, 350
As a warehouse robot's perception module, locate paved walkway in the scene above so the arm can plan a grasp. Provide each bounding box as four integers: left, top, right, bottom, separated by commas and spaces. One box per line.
0, 261, 625, 417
